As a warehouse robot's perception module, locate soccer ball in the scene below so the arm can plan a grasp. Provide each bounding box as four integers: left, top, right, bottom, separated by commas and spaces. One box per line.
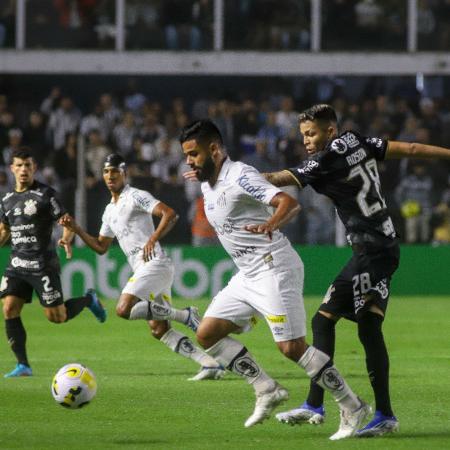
51, 363, 97, 408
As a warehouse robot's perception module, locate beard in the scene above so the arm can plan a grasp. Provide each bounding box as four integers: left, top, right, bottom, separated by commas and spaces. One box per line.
195, 155, 215, 181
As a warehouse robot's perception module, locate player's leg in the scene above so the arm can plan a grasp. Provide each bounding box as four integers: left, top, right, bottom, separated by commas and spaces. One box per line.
125, 263, 199, 330
148, 319, 224, 381
276, 258, 355, 426
198, 273, 288, 427
1, 274, 33, 377
354, 243, 400, 437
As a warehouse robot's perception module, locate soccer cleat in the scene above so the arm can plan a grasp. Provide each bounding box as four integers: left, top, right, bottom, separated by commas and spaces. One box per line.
244, 383, 289, 428
188, 366, 226, 381
86, 288, 107, 323
183, 306, 200, 332
4, 363, 33, 378
276, 401, 325, 425
329, 399, 372, 440
356, 410, 399, 437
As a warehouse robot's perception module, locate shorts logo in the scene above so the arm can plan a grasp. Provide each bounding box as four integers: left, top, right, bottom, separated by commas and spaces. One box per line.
272, 326, 284, 336
372, 279, 389, 300
321, 367, 344, 391
331, 139, 348, 154
266, 315, 286, 323
24, 199, 38, 216
0, 276, 8, 291
233, 356, 260, 378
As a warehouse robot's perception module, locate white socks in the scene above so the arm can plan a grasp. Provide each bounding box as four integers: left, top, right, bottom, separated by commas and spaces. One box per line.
206, 337, 276, 394
160, 328, 219, 367
298, 346, 360, 411
129, 299, 188, 324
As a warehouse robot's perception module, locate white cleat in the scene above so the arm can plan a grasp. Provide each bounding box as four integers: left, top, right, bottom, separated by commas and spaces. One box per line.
244, 383, 289, 428
276, 402, 325, 426
329, 399, 372, 441
188, 366, 225, 381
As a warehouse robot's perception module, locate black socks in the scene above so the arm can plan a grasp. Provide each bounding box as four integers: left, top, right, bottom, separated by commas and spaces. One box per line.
5, 317, 29, 366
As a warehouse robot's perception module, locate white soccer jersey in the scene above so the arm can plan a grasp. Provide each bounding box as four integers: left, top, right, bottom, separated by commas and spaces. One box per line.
100, 185, 169, 271
201, 158, 292, 278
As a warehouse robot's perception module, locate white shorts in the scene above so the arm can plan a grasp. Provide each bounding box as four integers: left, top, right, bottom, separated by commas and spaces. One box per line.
122, 260, 174, 304
205, 250, 306, 342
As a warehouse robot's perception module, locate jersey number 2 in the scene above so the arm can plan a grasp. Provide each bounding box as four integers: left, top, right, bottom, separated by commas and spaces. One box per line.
41, 276, 53, 292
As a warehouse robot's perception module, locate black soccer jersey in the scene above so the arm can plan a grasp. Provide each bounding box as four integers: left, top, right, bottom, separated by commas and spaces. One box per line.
0, 180, 66, 274
288, 131, 397, 244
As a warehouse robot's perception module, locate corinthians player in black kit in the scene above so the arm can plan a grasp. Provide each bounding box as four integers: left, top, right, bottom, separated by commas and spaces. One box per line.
264, 104, 450, 437
0, 147, 107, 378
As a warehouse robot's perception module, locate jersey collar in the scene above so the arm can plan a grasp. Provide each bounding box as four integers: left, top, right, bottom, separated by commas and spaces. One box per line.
111, 184, 130, 203
217, 157, 231, 182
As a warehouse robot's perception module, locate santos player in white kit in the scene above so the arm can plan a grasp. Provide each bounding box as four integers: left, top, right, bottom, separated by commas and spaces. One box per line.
181, 120, 370, 439
61, 154, 224, 381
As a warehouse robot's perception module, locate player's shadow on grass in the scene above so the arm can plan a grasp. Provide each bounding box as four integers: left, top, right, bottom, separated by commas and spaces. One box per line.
113, 438, 170, 445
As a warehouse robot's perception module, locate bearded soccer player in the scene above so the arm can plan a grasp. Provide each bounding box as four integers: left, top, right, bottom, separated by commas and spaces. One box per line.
60, 153, 224, 381
265, 104, 450, 437
1, 147, 106, 378
181, 119, 370, 440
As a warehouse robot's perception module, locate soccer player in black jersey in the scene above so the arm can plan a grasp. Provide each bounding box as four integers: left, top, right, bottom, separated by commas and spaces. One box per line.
264, 104, 450, 437
0, 147, 107, 378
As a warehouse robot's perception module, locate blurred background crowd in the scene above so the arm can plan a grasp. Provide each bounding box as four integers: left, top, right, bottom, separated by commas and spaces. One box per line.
1, 0, 450, 51
1, 74, 449, 246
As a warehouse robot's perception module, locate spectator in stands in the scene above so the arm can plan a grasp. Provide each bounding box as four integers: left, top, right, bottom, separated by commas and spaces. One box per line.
395, 163, 434, 243
113, 111, 137, 157
276, 96, 298, 138
432, 175, 450, 245
85, 129, 111, 183
140, 112, 167, 145
80, 103, 108, 142
40, 87, 62, 117
47, 95, 81, 151
2, 128, 23, 167
0, 169, 11, 196
0, 111, 16, 152
99, 93, 122, 137
23, 111, 48, 167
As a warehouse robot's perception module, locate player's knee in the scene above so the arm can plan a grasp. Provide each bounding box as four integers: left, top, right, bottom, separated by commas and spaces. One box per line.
357, 311, 383, 345
47, 313, 65, 324
196, 325, 214, 349
2, 303, 20, 318
115, 303, 130, 319
277, 338, 307, 361
311, 311, 336, 333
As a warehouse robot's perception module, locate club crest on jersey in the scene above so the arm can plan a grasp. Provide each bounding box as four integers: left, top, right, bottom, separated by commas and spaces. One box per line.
23, 199, 37, 216
217, 192, 226, 208
331, 138, 348, 154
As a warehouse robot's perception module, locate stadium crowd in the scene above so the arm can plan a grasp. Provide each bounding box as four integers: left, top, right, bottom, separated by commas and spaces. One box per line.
1, 0, 449, 51
0, 78, 449, 245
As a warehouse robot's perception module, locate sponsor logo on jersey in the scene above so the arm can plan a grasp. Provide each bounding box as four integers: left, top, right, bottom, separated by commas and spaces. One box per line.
126, 247, 142, 257
346, 148, 367, 166
231, 246, 257, 259
11, 235, 38, 244
233, 356, 260, 378
50, 197, 60, 216
213, 218, 236, 235
11, 257, 40, 270
2, 192, 14, 201
331, 138, 348, 154
366, 137, 384, 148
266, 315, 286, 323
13, 208, 22, 216
23, 199, 38, 216
132, 192, 151, 210
341, 132, 360, 148
10, 223, 34, 231
297, 160, 319, 174
29, 189, 43, 197
237, 174, 267, 201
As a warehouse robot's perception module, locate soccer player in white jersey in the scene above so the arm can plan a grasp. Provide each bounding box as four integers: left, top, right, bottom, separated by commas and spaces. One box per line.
61, 153, 224, 381
181, 119, 370, 440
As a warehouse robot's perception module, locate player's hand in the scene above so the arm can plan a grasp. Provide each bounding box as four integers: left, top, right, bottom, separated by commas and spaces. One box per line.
182, 170, 200, 182
59, 214, 77, 232
244, 223, 273, 240
58, 238, 73, 259
143, 237, 157, 262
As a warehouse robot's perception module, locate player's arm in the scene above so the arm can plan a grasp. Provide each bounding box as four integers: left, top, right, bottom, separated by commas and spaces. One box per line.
57, 214, 75, 258
143, 202, 178, 262
262, 170, 302, 187
0, 222, 11, 247
245, 192, 301, 238
59, 214, 113, 255
386, 141, 450, 159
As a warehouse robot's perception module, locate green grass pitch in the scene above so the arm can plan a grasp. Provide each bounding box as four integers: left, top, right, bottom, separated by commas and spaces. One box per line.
1, 296, 449, 449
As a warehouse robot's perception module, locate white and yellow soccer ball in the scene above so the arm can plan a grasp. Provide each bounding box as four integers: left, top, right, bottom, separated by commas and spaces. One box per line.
51, 363, 97, 408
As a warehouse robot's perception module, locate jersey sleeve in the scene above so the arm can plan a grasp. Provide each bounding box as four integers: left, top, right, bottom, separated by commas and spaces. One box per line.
48, 189, 67, 220
0, 201, 8, 225
131, 189, 160, 214
236, 164, 282, 205
363, 135, 388, 160
99, 209, 115, 238
287, 158, 324, 188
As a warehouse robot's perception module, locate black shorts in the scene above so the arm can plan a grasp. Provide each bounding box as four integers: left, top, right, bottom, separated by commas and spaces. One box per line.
0, 270, 64, 308
319, 242, 400, 321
